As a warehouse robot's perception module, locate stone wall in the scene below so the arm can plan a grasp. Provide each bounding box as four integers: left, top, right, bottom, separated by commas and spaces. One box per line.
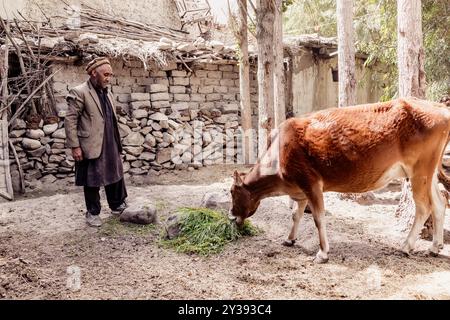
8, 58, 259, 190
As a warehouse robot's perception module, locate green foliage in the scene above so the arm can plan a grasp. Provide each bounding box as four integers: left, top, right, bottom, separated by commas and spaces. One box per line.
160, 207, 261, 256
422, 0, 450, 100
284, 0, 337, 36
355, 0, 399, 100
283, 0, 450, 101
282, 0, 295, 13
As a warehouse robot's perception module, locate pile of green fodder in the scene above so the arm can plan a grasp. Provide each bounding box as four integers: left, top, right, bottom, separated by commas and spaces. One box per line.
161, 207, 261, 255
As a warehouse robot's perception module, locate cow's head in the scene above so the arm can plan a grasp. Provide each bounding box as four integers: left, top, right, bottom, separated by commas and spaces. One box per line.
230, 170, 260, 227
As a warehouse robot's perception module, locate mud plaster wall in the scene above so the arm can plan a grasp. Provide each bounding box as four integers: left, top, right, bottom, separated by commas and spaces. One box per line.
291, 52, 383, 115
1, 0, 181, 31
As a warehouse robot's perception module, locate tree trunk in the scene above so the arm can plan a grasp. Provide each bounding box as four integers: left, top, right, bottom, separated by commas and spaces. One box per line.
397, 0, 426, 98
237, 0, 252, 164
256, 0, 275, 157
396, 0, 429, 236
337, 0, 356, 108
336, 0, 369, 201
273, 0, 285, 127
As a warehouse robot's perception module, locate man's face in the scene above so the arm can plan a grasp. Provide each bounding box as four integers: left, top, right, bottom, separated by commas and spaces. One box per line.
92, 64, 113, 89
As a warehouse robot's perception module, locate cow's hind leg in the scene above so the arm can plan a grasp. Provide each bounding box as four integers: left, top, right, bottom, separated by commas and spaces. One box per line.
402, 176, 432, 255
308, 187, 329, 264
429, 175, 445, 255
283, 199, 308, 247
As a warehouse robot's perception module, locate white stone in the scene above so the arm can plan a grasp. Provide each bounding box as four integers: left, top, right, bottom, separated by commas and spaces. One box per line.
156, 148, 173, 164
9, 130, 26, 138
157, 42, 172, 50
203, 132, 212, 145
52, 128, 66, 139
122, 132, 145, 146
160, 120, 169, 130
130, 93, 150, 102
132, 109, 148, 119
125, 154, 137, 161
167, 120, 181, 130
10, 119, 26, 130
163, 132, 175, 144
150, 92, 170, 101
139, 152, 156, 161
130, 100, 151, 110
151, 122, 161, 131
201, 191, 231, 210
22, 138, 42, 150
144, 134, 157, 147
171, 102, 189, 111
26, 129, 45, 139
149, 112, 168, 121
209, 40, 224, 52
213, 115, 229, 124
160, 37, 173, 44
173, 143, 190, 155
181, 152, 193, 163
123, 146, 144, 156
176, 43, 196, 52
220, 103, 239, 114
118, 123, 132, 138
149, 84, 168, 93
43, 123, 59, 135
140, 126, 152, 135
193, 37, 206, 49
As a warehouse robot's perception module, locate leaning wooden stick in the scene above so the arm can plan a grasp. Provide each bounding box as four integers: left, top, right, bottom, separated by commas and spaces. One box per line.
8, 68, 61, 127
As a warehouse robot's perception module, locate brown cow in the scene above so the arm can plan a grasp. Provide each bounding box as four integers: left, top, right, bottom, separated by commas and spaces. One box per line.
230, 97, 450, 263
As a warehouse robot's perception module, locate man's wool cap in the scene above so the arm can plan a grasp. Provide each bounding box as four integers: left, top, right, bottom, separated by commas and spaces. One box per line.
86, 57, 111, 74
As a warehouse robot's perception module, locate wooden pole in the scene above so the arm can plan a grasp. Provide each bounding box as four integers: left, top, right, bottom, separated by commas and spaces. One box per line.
0, 21, 14, 200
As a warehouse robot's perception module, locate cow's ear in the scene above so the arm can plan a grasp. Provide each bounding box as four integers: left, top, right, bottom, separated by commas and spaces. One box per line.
234, 170, 243, 186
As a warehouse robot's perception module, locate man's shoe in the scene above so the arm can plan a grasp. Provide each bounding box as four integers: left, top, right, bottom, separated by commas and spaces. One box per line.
111, 202, 127, 216
86, 212, 102, 227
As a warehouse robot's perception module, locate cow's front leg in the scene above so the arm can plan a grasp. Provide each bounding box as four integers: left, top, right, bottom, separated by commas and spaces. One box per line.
282, 199, 308, 247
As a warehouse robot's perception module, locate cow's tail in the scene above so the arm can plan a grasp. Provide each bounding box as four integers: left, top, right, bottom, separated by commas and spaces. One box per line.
438, 167, 450, 206
438, 167, 450, 192
437, 124, 450, 204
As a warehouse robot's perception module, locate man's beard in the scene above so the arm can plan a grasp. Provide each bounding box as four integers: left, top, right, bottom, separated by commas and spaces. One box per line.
91, 76, 106, 89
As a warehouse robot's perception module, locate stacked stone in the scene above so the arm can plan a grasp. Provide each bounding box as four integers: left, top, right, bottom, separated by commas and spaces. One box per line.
8, 118, 74, 190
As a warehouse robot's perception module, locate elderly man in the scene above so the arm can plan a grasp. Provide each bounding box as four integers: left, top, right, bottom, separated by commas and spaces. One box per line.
65, 57, 127, 227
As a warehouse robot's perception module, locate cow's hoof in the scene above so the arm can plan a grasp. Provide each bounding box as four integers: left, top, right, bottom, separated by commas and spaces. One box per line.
400, 249, 410, 257
428, 250, 439, 257
313, 255, 329, 264
400, 244, 411, 256
427, 245, 440, 257
282, 239, 296, 247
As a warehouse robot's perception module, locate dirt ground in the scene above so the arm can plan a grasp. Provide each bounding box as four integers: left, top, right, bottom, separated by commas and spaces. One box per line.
1, 165, 450, 300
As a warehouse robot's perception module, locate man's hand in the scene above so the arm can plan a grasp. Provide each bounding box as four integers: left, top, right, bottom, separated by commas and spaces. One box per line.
72, 147, 83, 162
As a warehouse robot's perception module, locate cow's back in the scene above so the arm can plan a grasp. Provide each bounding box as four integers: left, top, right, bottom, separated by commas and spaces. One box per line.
278, 98, 450, 192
